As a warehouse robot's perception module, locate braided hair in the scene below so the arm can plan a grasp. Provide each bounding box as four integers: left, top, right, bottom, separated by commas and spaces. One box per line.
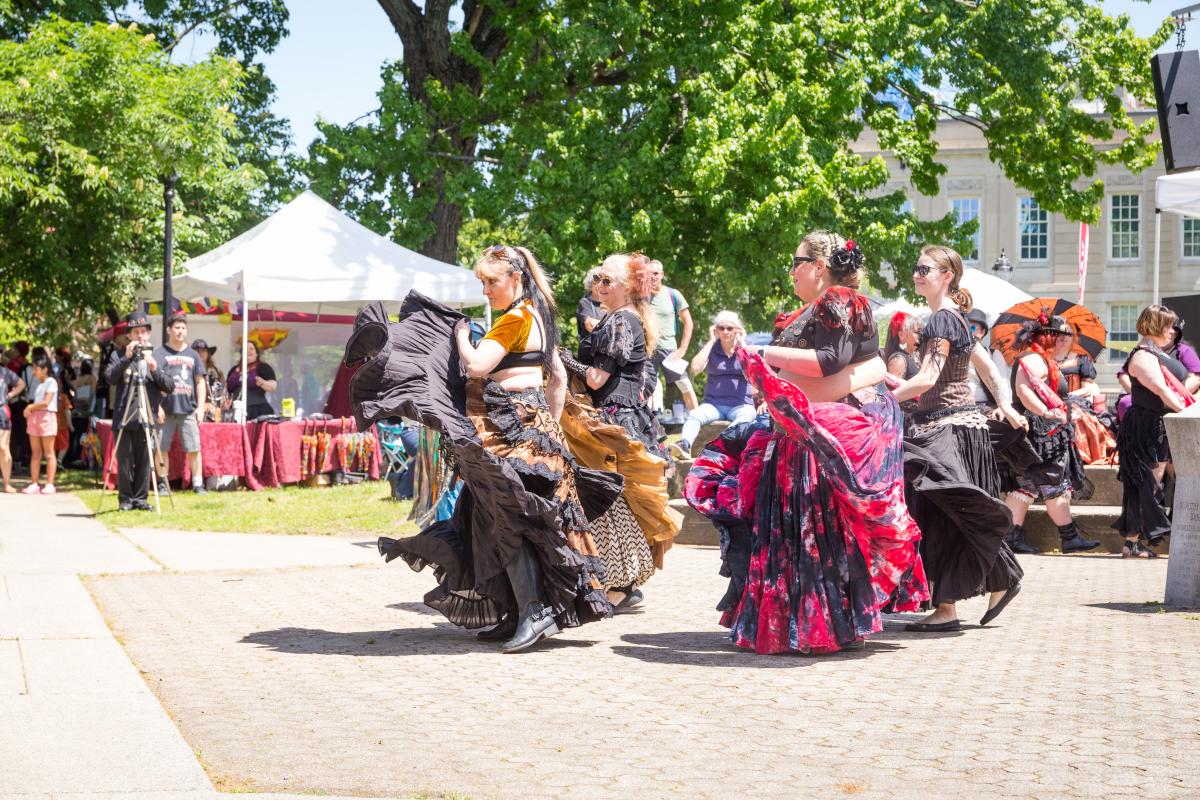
801, 230, 863, 289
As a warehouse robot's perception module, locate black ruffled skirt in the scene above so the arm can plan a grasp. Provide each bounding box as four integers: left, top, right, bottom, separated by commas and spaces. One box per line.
1000, 413, 1093, 502
905, 413, 1022, 606
379, 381, 622, 629
1114, 406, 1171, 543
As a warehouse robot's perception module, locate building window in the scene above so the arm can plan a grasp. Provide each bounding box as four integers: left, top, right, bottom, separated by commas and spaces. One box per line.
1109, 194, 1140, 261
1109, 302, 1139, 360
1183, 217, 1200, 259
952, 198, 980, 262
1018, 197, 1049, 262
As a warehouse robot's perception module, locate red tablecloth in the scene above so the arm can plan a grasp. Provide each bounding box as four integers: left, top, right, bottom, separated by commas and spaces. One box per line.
96, 418, 380, 491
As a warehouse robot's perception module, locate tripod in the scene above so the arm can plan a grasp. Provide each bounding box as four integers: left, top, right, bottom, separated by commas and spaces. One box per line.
98, 360, 173, 514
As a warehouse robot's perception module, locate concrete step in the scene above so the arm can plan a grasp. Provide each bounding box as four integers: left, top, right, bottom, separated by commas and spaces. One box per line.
1079, 464, 1122, 507
671, 499, 1168, 557
669, 458, 695, 499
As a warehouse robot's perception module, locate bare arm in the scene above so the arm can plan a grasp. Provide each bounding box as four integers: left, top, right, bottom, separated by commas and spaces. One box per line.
546, 352, 567, 419
690, 336, 716, 375
755, 345, 824, 378
6, 377, 24, 402
455, 324, 510, 378
893, 340, 948, 402
194, 371, 207, 417
971, 342, 1026, 429
585, 365, 611, 391
886, 353, 909, 379
1128, 350, 1186, 413
1013, 355, 1065, 419
673, 307, 694, 358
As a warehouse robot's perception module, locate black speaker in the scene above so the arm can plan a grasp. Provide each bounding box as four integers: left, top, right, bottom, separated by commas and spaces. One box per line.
1164, 293, 1200, 339
1152, 50, 1200, 173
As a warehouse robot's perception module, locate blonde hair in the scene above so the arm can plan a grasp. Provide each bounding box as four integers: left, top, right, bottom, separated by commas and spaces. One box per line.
602, 252, 658, 352
1136, 304, 1178, 338
921, 244, 973, 313
801, 230, 861, 290
474, 245, 560, 365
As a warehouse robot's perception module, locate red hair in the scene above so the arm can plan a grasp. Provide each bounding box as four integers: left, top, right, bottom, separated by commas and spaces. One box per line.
1026, 330, 1063, 392
888, 312, 908, 339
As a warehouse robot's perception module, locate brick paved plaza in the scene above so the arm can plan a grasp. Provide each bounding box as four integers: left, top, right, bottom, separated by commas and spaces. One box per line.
84, 533, 1200, 800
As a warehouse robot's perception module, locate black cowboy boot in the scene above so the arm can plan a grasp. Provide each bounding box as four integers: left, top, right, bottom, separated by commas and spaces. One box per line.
1058, 521, 1101, 553
1008, 524, 1040, 555
500, 542, 560, 653
476, 612, 518, 642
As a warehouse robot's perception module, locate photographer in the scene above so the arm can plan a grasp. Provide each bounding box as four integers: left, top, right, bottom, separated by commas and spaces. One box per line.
105, 311, 170, 511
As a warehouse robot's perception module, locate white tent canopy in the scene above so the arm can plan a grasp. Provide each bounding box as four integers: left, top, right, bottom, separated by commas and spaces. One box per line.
1154, 171, 1200, 303
960, 267, 1032, 324
138, 190, 484, 313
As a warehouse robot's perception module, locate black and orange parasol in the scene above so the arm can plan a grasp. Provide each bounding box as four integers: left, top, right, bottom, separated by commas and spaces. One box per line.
990, 298, 1106, 365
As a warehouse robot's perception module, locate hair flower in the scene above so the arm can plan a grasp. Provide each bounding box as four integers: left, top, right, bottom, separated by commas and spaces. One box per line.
845, 240, 856, 250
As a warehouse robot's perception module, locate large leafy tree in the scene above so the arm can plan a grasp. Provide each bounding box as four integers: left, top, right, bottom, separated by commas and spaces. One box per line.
0, 18, 259, 334
310, 0, 1170, 329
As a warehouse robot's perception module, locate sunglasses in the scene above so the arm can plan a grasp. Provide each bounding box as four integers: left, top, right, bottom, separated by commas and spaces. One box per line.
489, 244, 508, 258
596, 276, 616, 287
912, 263, 948, 277
791, 255, 816, 270
716, 325, 738, 332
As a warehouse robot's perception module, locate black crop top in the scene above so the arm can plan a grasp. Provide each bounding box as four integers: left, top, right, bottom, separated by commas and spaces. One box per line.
771, 286, 879, 375
1125, 344, 1189, 414
578, 309, 649, 407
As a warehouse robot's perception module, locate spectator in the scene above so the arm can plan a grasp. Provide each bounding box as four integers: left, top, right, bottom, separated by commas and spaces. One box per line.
153, 316, 207, 495
964, 309, 1010, 409
22, 353, 58, 494
192, 339, 225, 422
576, 266, 605, 342
646, 259, 698, 412
52, 349, 75, 468
67, 359, 95, 466
884, 312, 922, 379
226, 341, 277, 420
675, 310, 757, 457
1, 360, 26, 493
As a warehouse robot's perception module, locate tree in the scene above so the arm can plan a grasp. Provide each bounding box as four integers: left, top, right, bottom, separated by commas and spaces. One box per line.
0, 18, 260, 333
307, 1, 1170, 329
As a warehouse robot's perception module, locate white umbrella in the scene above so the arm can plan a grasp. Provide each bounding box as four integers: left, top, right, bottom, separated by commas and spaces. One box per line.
960, 268, 1032, 325
872, 296, 929, 319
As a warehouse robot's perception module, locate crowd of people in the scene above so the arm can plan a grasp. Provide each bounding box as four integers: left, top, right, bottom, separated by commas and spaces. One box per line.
349, 232, 1191, 656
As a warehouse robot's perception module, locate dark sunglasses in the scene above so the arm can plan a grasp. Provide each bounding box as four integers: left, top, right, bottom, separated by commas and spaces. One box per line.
912, 263, 948, 277
489, 244, 508, 258
791, 255, 816, 270
716, 325, 738, 332
596, 276, 616, 287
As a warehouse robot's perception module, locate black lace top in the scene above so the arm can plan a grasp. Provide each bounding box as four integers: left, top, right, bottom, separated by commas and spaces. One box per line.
915, 309, 974, 414
1125, 345, 1189, 414
578, 309, 649, 407
770, 286, 879, 375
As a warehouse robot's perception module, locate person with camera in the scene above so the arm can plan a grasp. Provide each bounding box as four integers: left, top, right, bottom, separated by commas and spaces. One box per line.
105, 311, 171, 511
153, 316, 207, 495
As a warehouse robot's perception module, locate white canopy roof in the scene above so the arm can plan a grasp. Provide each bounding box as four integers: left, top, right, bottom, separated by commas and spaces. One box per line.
1156, 170, 1200, 218
138, 190, 484, 313
960, 267, 1032, 324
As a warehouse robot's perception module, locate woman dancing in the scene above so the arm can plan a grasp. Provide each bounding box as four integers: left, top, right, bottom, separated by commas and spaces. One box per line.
1003, 314, 1100, 554
370, 245, 621, 652
893, 246, 1027, 632
1115, 305, 1195, 558
686, 231, 927, 654
560, 253, 679, 611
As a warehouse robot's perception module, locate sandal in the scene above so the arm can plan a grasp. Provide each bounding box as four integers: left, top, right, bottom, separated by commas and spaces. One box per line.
1121, 540, 1138, 559
1135, 542, 1159, 559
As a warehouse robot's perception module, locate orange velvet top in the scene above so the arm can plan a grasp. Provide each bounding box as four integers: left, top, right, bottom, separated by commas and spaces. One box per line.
483, 300, 536, 353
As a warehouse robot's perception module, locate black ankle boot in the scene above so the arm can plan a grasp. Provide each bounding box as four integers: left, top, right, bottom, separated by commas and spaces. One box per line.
1058, 521, 1101, 553
500, 542, 559, 653
476, 613, 518, 642
1008, 524, 1040, 555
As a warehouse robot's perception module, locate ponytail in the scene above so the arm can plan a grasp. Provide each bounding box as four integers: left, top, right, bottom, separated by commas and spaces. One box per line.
475, 245, 561, 370
949, 286, 973, 314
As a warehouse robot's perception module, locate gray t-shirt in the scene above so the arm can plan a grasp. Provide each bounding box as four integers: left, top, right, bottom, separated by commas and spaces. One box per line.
0, 366, 19, 408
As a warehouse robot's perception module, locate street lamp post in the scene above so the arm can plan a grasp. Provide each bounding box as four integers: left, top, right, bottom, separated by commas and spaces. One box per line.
992, 249, 1013, 283
161, 173, 178, 344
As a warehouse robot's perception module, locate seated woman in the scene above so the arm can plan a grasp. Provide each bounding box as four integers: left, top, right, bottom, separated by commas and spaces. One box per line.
686, 231, 927, 654
1056, 325, 1116, 464
676, 310, 758, 457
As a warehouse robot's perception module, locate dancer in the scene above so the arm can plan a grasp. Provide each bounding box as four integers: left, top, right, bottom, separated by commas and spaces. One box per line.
687, 231, 927, 654
893, 246, 1027, 632
1115, 305, 1194, 558
1003, 314, 1100, 554
366, 245, 622, 652
561, 252, 680, 610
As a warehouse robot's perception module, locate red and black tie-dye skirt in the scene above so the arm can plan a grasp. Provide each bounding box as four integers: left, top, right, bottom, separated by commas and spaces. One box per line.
685, 351, 928, 654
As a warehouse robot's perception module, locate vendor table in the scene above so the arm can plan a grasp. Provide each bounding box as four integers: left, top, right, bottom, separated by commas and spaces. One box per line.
96, 418, 381, 491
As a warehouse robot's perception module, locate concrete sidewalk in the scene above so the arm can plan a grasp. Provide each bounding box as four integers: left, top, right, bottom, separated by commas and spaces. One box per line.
0, 491, 391, 800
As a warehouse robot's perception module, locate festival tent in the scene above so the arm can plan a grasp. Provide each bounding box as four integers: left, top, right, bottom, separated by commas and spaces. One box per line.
1154, 170, 1200, 303
961, 268, 1032, 324
137, 190, 484, 419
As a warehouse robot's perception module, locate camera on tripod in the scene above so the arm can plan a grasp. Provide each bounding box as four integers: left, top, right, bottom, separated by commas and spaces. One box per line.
130, 343, 149, 361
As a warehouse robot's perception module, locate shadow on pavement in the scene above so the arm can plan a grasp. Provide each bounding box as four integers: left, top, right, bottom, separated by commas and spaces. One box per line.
240, 626, 597, 656
612, 630, 903, 668
1085, 601, 1198, 615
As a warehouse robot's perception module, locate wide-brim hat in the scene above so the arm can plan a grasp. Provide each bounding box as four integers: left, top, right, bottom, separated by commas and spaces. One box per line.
965, 308, 989, 331
191, 338, 216, 354
124, 310, 151, 331
1037, 314, 1072, 335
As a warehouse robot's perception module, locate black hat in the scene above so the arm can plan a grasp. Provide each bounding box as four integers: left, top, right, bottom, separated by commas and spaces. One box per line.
965, 308, 989, 331
191, 338, 216, 354
1038, 314, 1072, 335
124, 310, 151, 331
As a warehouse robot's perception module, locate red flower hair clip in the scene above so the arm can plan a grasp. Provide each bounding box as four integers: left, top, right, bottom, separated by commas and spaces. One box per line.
888, 311, 907, 338
1037, 312, 1050, 326
845, 240, 856, 250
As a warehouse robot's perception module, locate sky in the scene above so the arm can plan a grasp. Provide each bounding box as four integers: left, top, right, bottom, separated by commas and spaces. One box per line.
175, 0, 1187, 156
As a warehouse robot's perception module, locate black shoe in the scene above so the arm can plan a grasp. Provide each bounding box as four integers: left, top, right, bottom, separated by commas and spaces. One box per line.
1060, 533, 1102, 553
841, 639, 867, 651
118, 501, 134, 512
191, 484, 208, 495
156, 480, 170, 496
1010, 537, 1040, 555
500, 604, 560, 653
132, 500, 153, 511
980, 582, 1021, 626
904, 620, 962, 633
477, 614, 518, 642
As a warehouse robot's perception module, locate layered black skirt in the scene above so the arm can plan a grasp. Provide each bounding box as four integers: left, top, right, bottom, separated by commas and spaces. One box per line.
1114, 405, 1172, 543
905, 410, 1023, 606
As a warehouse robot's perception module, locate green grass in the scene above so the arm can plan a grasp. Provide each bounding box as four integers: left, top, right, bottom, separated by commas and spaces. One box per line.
57, 469, 420, 537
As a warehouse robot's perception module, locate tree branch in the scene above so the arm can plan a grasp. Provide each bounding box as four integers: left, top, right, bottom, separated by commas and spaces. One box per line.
164, 1, 241, 55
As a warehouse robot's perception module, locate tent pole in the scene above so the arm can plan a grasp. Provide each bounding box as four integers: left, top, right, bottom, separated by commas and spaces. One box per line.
240, 288, 249, 424
1154, 209, 1162, 305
